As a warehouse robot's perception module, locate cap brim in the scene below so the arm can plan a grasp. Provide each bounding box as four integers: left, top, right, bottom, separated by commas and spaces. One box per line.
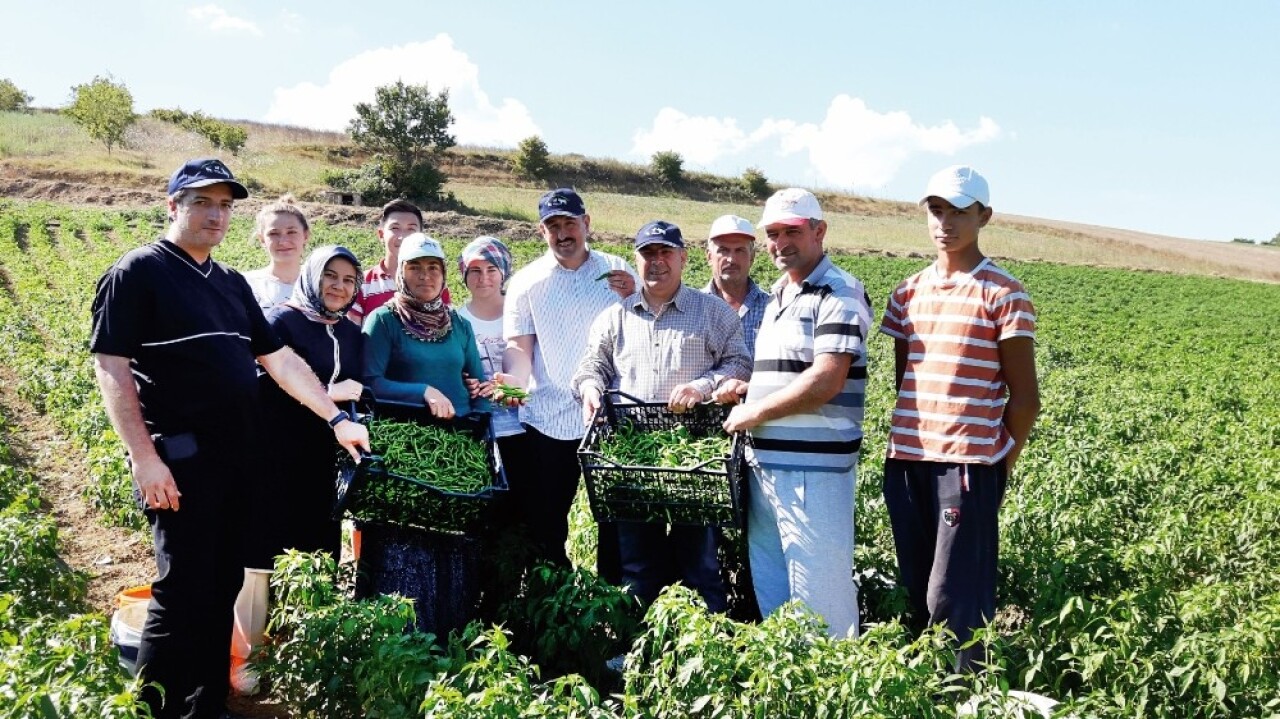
184, 178, 249, 199
540, 210, 584, 222
635, 238, 684, 249
920, 193, 979, 209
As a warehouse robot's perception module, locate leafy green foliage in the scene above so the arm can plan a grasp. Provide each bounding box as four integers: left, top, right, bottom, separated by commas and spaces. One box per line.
650, 151, 684, 187
421, 627, 617, 718
624, 587, 959, 717
64, 75, 135, 154
496, 564, 642, 687
0, 599, 150, 719
265, 550, 452, 719
348, 80, 455, 202
0, 78, 33, 113
149, 108, 247, 154
741, 166, 770, 199
512, 135, 553, 181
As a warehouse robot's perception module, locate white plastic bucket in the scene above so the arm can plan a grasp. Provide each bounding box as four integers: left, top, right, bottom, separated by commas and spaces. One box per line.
109, 586, 151, 676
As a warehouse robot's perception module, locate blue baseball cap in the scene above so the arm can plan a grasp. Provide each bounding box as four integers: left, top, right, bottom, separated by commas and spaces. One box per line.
538, 188, 586, 221
634, 220, 685, 249
167, 158, 249, 199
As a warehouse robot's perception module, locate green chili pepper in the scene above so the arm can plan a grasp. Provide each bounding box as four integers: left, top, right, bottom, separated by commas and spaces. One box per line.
595, 271, 613, 281
347, 418, 498, 533
495, 383, 529, 400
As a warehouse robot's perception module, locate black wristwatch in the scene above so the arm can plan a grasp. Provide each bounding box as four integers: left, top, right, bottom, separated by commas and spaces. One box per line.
328, 410, 352, 428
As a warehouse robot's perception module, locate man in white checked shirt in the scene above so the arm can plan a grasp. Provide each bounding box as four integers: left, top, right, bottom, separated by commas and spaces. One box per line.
495, 188, 636, 577
572, 220, 751, 611
720, 188, 872, 638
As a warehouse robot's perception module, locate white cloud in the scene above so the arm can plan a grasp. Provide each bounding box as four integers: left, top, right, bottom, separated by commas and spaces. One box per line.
187, 4, 262, 36
277, 9, 303, 34
264, 34, 540, 146
632, 109, 752, 165
630, 95, 1001, 189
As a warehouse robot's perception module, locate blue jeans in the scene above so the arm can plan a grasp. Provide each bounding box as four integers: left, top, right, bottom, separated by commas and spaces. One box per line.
747, 463, 859, 637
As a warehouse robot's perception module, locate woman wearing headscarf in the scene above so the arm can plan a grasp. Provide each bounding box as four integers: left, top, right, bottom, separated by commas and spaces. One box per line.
361, 233, 486, 417
455, 236, 524, 443
235, 244, 363, 695
257, 244, 365, 560
357, 233, 489, 636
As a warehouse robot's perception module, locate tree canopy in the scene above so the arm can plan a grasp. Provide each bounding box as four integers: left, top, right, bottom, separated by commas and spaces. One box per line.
65, 75, 135, 154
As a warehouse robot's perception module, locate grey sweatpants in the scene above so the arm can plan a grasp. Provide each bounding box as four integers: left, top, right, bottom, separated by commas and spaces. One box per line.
882, 458, 1006, 671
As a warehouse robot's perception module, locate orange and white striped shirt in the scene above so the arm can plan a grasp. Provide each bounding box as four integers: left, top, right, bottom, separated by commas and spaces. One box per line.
879, 258, 1035, 464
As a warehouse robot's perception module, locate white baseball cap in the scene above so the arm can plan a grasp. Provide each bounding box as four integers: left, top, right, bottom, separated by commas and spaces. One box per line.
708, 214, 756, 242
921, 165, 989, 208
757, 188, 823, 228
398, 232, 446, 264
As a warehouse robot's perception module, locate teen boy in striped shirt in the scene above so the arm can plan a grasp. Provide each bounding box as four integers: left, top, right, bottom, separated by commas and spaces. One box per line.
721, 188, 872, 638
879, 166, 1040, 670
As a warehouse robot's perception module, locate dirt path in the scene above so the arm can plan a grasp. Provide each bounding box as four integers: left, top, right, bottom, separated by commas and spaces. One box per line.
0, 362, 153, 613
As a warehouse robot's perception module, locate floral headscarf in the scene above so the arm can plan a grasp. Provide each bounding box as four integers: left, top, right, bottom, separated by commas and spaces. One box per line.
458, 236, 514, 292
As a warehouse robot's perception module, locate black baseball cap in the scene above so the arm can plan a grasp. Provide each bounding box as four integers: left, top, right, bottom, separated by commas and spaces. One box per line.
537, 188, 586, 221
167, 158, 249, 199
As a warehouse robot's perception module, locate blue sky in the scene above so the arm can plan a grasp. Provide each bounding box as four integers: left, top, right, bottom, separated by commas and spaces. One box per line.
4, 1, 1278, 242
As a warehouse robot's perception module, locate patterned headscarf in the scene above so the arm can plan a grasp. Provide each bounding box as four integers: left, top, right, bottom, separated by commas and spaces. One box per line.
458, 236, 514, 292
287, 245, 361, 324
393, 257, 452, 342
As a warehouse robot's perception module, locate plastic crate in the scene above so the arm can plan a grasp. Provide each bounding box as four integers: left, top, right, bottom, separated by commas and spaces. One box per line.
333, 400, 507, 536
578, 390, 745, 527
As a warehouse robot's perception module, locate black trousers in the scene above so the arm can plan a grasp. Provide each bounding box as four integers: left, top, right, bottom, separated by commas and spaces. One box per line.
134, 444, 248, 719
617, 522, 726, 611
882, 458, 1006, 671
497, 425, 620, 581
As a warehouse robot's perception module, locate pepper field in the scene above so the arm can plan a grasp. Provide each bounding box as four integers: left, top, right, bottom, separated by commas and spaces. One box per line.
1, 200, 1278, 717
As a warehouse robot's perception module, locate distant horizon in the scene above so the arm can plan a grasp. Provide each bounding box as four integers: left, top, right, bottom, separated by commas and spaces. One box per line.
5, 1, 1277, 243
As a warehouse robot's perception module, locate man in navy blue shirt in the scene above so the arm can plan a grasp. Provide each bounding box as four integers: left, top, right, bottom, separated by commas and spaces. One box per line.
91, 158, 368, 719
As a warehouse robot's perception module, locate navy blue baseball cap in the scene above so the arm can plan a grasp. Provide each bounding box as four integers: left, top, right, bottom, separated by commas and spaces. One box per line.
167, 157, 249, 199
537, 188, 586, 221
634, 220, 685, 249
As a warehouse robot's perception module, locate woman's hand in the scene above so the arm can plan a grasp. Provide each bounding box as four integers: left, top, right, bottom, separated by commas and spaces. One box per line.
327, 379, 363, 403
464, 373, 497, 399
491, 372, 529, 407
424, 386, 456, 419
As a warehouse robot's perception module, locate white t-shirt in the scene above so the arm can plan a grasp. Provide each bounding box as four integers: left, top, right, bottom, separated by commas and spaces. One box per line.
243, 268, 294, 311
457, 304, 524, 438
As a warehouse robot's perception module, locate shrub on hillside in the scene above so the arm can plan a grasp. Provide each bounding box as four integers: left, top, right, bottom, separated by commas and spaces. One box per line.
0, 78, 33, 113
64, 75, 135, 154
512, 135, 553, 181
150, 108, 247, 154
741, 166, 770, 199
651, 150, 684, 186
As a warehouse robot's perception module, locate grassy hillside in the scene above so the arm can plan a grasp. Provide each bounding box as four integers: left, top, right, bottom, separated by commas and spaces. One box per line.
3, 109, 1279, 286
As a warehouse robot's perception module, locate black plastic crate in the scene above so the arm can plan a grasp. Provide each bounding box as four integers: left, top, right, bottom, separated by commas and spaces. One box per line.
333, 400, 507, 536
578, 390, 745, 527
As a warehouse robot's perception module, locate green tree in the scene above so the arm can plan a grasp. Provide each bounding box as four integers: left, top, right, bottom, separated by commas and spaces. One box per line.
651, 150, 684, 186
0, 78, 33, 113
512, 135, 552, 181
348, 80, 455, 200
65, 75, 135, 154
741, 166, 770, 199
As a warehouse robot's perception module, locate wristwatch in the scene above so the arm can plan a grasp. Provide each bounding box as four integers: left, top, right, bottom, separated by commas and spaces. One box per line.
328, 410, 352, 428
